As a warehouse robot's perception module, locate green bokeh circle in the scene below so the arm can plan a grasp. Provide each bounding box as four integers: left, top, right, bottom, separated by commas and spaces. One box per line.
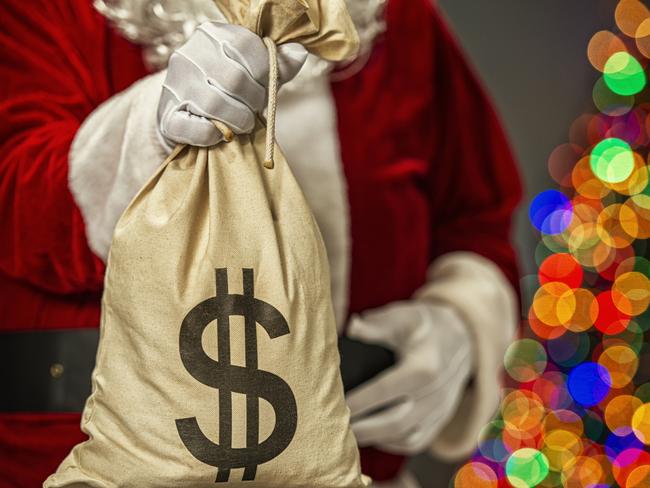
504, 338, 548, 383
506, 448, 549, 488
590, 137, 635, 184
603, 52, 646, 96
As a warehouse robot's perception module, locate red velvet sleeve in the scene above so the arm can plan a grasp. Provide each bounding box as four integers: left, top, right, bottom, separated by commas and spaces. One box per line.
0, 0, 113, 294
427, 5, 523, 289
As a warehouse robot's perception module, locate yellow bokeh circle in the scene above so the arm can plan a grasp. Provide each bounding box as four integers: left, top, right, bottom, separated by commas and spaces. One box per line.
623, 194, 650, 239
632, 403, 650, 444
561, 456, 605, 488
532, 282, 577, 327
597, 204, 637, 249
613, 271, 650, 316
542, 429, 583, 473
604, 394, 642, 435
598, 345, 639, 389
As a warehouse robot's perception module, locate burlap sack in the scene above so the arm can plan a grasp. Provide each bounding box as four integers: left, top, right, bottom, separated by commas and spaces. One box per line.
45, 1, 369, 486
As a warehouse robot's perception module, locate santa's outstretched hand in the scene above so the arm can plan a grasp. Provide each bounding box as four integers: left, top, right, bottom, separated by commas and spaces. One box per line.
346, 300, 473, 455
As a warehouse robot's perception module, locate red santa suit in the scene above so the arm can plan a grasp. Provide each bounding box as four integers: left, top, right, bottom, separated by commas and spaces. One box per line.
0, 0, 522, 486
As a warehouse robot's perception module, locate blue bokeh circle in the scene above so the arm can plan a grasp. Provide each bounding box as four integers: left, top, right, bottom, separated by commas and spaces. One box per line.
567, 362, 612, 407
529, 190, 573, 235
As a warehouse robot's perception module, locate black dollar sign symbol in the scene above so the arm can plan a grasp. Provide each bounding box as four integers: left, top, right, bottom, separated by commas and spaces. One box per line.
176, 268, 297, 482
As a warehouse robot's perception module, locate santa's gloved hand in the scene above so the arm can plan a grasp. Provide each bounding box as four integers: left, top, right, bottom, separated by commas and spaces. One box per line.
158, 21, 307, 148
346, 300, 474, 455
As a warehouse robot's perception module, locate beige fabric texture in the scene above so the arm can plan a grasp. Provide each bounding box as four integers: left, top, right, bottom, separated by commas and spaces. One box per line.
217, 0, 359, 61
45, 1, 368, 486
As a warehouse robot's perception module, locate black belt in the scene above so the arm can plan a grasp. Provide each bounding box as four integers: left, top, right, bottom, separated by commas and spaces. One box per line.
0, 329, 395, 413
0, 329, 99, 412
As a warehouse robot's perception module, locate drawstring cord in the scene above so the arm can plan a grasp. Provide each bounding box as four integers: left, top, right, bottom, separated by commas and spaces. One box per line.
211, 37, 278, 170
262, 37, 278, 169
212, 120, 234, 142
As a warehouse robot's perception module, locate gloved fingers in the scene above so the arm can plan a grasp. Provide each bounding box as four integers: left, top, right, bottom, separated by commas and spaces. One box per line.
199, 23, 307, 86
355, 371, 470, 454
176, 32, 267, 112
373, 399, 451, 455
379, 380, 468, 454
160, 109, 223, 147
350, 400, 415, 447
380, 390, 461, 455
354, 313, 471, 404
352, 379, 457, 448
346, 309, 410, 351
349, 300, 440, 351
379, 419, 446, 455
277, 43, 309, 83
346, 360, 432, 418
197, 22, 269, 84
408, 344, 472, 398
164, 54, 258, 133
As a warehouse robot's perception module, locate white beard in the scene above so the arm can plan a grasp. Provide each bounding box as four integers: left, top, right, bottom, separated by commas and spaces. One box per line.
94, 0, 386, 72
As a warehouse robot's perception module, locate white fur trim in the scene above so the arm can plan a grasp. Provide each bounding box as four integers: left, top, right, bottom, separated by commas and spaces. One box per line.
69, 71, 169, 260
413, 252, 518, 461
276, 72, 351, 332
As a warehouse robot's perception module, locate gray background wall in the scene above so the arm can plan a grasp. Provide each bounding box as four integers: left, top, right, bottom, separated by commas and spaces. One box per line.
409, 1, 619, 486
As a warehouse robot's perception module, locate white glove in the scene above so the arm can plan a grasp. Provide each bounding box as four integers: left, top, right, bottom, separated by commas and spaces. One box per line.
346, 300, 474, 455
157, 21, 307, 148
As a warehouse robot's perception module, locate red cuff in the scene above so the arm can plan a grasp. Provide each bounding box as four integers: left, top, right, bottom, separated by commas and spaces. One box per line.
360, 446, 407, 482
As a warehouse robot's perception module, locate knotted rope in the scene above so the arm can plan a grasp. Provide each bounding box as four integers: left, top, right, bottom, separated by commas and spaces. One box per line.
212, 36, 279, 170
262, 37, 278, 169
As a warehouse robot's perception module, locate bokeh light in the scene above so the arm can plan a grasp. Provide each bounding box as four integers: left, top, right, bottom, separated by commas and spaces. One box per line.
598, 344, 639, 389
604, 394, 642, 435
504, 339, 548, 383
588, 31, 627, 71
616, 0, 650, 38
548, 144, 583, 188
532, 282, 576, 328
505, 448, 550, 488
533, 371, 574, 411
567, 363, 612, 407
594, 290, 632, 335
542, 428, 583, 472
612, 448, 650, 487
561, 455, 605, 487
613, 271, 650, 315
627, 464, 650, 488
593, 76, 635, 116
631, 403, 650, 444
538, 253, 584, 288
454, 462, 498, 488
590, 138, 636, 184
603, 52, 646, 96
529, 190, 573, 235
547, 332, 591, 368
636, 18, 650, 58
455, 4, 650, 486
591, 76, 635, 117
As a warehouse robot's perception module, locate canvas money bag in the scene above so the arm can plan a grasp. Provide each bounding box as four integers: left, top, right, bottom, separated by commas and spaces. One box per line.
45, 1, 369, 486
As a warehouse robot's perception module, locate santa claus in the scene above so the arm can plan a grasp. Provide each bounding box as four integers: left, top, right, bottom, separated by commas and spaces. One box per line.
0, 0, 522, 486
